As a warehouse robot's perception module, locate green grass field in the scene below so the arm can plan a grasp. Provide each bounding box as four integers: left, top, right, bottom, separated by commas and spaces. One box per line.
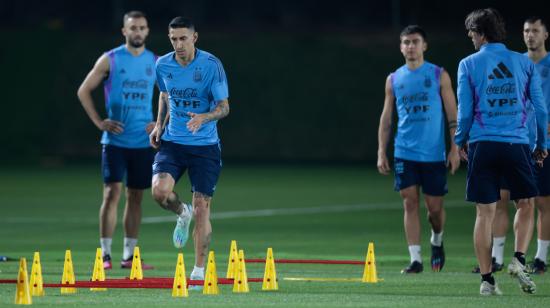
1, 165, 549, 307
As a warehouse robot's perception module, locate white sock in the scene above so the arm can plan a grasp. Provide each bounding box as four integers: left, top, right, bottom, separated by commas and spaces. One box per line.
535, 239, 550, 263
430, 230, 443, 247
408, 245, 422, 263
192, 266, 205, 278
100, 238, 112, 257
491, 237, 506, 264
123, 237, 138, 260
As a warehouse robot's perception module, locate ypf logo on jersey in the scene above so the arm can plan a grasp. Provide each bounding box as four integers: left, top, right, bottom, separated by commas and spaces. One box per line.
488, 62, 514, 79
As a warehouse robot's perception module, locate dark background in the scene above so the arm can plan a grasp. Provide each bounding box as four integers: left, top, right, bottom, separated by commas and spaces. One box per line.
1, 0, 547, 165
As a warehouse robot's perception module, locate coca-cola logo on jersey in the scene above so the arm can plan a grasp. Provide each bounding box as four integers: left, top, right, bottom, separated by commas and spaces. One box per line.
485, 83, 515, 95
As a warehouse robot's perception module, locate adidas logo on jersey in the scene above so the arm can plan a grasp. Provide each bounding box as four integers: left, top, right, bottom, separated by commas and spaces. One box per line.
119, 68, 126, 74
167, 73, 173, 79
488, 62, 513, 79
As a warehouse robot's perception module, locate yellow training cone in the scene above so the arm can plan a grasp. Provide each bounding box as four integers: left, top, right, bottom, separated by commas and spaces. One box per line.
129, 246, 143, 280
15, 257, 32, 305
90, 248, 107, 291
262, 248, 278, 291
203, 251, 219, 295
30, 252, 45, 296
362, 242, 379, 283
172, 253, 188, 297
226, 240, 239, 279
61, 250, 77, 294
233, 249, 249, 293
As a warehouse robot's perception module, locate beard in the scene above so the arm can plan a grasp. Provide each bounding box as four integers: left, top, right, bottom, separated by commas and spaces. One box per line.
129, 38, 144, 48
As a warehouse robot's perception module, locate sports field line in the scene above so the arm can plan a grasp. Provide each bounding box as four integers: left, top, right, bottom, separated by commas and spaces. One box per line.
0, 200, 470, 224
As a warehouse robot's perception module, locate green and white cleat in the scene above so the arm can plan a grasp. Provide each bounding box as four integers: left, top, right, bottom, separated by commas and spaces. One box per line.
479, 281, 502, 296
508, 257, 536, 294
189, 273, 204, 291
173, 202, 193, 249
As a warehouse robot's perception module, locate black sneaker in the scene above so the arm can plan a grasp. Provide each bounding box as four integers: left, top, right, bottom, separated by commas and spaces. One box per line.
528, 258, 547, 274
401, 261, 423, 274
431, 243, 445, 272
472, 257, 503, 273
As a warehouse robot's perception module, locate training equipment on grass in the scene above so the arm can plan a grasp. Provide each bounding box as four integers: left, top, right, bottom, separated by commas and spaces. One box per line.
30, 252, 44, 296
262, 247, 278, 291
233, 249, 249, 293
129, 247, 143, 280
60, 250, 76, 294
172, 253, 188, 297
362, 242, 378, 283
15, 258, 32, 305
90, 248, 107, 292
203, 251, 219, 295
226, 240, 238, 279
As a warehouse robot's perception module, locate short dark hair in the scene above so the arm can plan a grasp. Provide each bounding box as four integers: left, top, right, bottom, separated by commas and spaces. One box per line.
400, 25, 427, 41
524, 16, 548, 31
465, 8, 506, 42
168, 17, 195, 31
123, 11, 146, 25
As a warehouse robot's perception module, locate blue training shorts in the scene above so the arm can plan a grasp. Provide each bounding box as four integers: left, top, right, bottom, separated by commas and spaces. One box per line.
535, 155, 550, 197
393, 157, 448, 196
466, 141, 537, 203
152, 141, 222, 197
101, 144, 154, 189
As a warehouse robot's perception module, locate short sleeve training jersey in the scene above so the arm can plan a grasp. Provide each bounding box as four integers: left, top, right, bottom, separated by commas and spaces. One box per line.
155, 49, 229, 146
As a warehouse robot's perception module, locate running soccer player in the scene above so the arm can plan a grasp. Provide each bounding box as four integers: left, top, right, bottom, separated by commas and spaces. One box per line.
377, 25, 460, 274
524, 16, 550, 274
456, 8, 547, 295
150, 17, 229, 288
77, 11, 157, 270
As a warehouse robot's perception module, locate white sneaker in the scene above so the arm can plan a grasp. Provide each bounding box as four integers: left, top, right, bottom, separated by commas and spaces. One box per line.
508, 257, 536, 294
479, 281, 502, 296
173, 203, 193, 248
189, 272, 204, 291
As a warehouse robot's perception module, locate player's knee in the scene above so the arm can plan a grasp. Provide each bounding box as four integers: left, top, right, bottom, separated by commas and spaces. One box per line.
151, 186, 170, 205
193, 199, 209, 220
402, 195, 419, 212
103, 184, 121, 204
516, 199, 534, 212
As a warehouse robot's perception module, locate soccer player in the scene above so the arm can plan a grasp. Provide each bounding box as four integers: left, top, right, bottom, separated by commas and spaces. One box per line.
377, 25, 460, 274
150, 17, 229, 289
524, 16, 550, 274
77, 11, 157, 270
456, 8, 547, 295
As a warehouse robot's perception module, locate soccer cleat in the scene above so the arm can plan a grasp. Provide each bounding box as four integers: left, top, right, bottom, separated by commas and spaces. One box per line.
173, 202, 193, 249
103, 254, 112, 270
527, 258, 547, 275
479, 281, 503, 296
120, 256, 154, 270
508, 257, 536, 294
401, 261, 423, 274
431, 243, 445, 272
188, 272, 204, 291
472, 257, 504, 274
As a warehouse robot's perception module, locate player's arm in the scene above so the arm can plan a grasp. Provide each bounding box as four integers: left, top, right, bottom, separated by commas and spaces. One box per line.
186, 99, 230, 134
377, 75, 394, 175
439, 69, 460, 174
528, 64, 548, 163
455, 60, 474, 161
77, 54, 124, 134
150, 91, 169, 149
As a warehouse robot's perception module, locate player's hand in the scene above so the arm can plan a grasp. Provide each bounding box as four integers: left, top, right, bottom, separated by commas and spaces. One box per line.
145, 121, 156, 134
377, 154, 391, 175
459, 144, 469, 162
149, 124, 162, 149
447, 147, 461, 175
99, 119, 124, 134
186, 112, 208, 134
533, 148, 548, 167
